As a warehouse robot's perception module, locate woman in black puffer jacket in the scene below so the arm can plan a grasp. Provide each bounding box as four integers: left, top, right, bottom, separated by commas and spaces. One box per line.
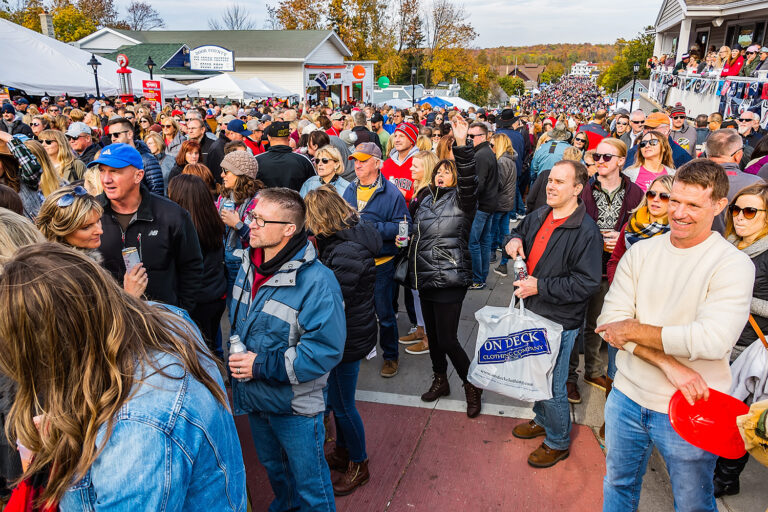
406, 115, 483, 418
304, 185, 381, 496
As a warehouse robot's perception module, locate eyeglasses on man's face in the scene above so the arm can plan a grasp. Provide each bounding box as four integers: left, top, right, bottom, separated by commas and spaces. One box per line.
246, 212, 294, 228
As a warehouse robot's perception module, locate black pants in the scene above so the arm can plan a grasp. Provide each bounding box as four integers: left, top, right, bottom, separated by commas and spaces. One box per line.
421, 299, 471, 382
713, 453, 749, 488
190, 298, 226, 357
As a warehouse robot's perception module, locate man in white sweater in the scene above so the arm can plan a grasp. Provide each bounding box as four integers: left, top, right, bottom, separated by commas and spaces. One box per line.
596, 159, 755, 512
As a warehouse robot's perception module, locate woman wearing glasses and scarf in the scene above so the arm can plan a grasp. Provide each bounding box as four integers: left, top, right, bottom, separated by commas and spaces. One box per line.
35, 185, 147, 298
299, 145, 350, 198
623, 130, 676, 192
711, 181, 768, 497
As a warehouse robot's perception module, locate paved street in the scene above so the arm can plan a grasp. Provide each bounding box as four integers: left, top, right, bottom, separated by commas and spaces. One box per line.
234, 251, 768, 512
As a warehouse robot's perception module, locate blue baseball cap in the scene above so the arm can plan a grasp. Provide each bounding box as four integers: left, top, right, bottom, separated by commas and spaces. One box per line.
87, 143, 144, 170
227, 119, 252, 136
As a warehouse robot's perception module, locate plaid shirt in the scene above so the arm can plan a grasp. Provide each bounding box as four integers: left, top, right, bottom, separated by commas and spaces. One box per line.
6, 137, 41, 190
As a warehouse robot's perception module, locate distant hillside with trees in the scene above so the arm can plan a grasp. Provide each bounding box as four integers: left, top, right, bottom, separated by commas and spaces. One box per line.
472, 43, 617, 70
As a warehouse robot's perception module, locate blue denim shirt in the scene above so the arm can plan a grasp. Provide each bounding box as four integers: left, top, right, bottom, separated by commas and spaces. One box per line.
60, 307, 247, 511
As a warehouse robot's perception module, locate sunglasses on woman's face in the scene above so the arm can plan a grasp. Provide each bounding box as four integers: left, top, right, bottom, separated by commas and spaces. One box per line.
40, 139, 56, 145
313, 157, 336, 165
730, 204, 767, 219
638, 139, 661, 149
30, 122, 42, 127
645, 190, 670, 202
574, 138, 586, 144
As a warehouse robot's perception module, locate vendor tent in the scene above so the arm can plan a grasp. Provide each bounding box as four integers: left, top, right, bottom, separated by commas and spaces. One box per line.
187, 74, 296, 99
437, 96, 479, 111
416, 96, 453, 108
0, 19, 189, 97
376, 98, 411, 109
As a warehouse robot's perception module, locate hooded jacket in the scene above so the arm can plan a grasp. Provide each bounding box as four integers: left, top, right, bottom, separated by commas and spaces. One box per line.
670, 122, 697, 157
316, 220, 382, 363
530, 140, 570, 180
409, 144, 478, 293
97, 184, 204, 312
135, 139, 165, 195
229, 241, 346, 416
505, 202, 603, 330
495, 150, 517, 212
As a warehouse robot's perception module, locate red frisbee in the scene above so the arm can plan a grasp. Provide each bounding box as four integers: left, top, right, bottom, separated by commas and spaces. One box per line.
668, 389, 749, 459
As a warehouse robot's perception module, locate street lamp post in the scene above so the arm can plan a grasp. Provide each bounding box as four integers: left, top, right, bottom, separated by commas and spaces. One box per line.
630, 61, 640, 111
615, 80, 620, 108
145, 56, 156, 80
88, 54, 101, 98
411, 66, 417, 107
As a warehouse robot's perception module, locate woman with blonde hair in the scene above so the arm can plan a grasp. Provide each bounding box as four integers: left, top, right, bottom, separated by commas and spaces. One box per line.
398, 150, 440, 354
300, 144, 350, 197
623, 130, 675, 192
489, 133, 517, 277
36, 186, 147, 298
0, 243, 246, 510
416, 135, 432, 151
38, 129, 85, 182
716, 46, 731, 69
161, 117, 184, 157
435, 134, 455, 161
304, 185, 380, 495
83, 111, 102, 138
144, 131, 173, 191
23, 139, 67, 199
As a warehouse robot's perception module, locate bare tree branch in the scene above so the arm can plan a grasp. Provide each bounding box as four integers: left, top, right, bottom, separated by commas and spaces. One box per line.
125, 0, 164, 30
207, 3, 257, 30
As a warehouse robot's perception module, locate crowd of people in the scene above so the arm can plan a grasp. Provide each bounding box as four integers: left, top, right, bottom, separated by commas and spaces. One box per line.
0, 73, 766, 512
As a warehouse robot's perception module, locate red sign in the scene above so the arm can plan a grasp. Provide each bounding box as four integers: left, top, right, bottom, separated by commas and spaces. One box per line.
142, 80, 162, 108
352, 65, 366, 79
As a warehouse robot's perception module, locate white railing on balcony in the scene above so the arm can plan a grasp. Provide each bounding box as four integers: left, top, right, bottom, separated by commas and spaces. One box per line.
648, 69, 768, 125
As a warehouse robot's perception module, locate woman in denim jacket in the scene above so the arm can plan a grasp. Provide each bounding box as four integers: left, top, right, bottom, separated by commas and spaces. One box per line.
0, 243, 247, 511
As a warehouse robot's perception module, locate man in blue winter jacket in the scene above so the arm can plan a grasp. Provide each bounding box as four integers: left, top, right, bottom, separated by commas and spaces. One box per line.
228, 187, 346, 512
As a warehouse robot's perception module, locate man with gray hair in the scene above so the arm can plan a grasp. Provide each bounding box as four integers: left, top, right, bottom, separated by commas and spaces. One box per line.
737, 110, 765, 148
343, 142, 410, 378
706, 128, 764, 232
351, 110, 382, 153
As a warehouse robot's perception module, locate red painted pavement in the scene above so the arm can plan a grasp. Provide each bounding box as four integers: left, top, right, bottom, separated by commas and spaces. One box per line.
235, 402, 605, 511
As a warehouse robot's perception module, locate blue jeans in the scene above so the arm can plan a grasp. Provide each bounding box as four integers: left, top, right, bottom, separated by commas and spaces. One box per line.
469, 210, 494, 284
514, 186, 525, 216
248, 412, 336, 512
374, 259, 398, 361
327, 360, 367, 462
603, 389, 718, 512
490, 211, 512, 264
224, 247, 242, 301
607, 345, 618, 380
532, 328, 578, 451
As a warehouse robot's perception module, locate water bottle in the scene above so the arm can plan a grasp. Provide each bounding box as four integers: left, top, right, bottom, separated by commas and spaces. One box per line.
229, 335, 250, 382
512, 256, 528, 281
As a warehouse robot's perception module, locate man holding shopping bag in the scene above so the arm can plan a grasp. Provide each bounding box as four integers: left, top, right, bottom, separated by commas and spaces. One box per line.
504, 160, 603, 468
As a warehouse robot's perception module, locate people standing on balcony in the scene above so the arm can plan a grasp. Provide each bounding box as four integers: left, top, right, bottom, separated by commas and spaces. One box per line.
672, 53, 690, 75
739, 45, 762, 77
754, 47, 768, 74
721, 47, 744, 77
715, 46, 731, 69
698, 52, 718, 76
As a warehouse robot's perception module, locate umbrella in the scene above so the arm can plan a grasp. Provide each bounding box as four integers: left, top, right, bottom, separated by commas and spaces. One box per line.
416, 96, 453, 108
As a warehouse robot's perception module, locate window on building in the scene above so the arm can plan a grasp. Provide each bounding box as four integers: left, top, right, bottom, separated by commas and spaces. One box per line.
726, 21, 766, 49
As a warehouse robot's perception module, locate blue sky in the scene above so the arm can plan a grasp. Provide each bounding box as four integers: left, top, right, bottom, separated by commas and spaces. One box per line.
131, 0, 664, 48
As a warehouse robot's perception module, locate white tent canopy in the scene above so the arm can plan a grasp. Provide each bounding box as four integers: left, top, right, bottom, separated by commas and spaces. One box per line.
437, 96, 479, 111
0, 19, 189, 97
187, 74, 296, 100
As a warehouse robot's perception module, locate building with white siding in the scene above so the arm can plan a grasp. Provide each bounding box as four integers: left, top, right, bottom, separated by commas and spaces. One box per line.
75, 29, 376, 102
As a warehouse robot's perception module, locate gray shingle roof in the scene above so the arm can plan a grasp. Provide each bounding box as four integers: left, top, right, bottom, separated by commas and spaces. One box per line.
113, 30, 347, 60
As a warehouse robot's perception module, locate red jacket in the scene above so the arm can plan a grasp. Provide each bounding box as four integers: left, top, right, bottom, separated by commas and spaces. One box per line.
721, 56, 744, 77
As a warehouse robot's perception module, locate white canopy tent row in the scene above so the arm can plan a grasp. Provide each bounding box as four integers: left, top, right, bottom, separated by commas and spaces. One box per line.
0, 18, 189, 97
186, 74, 297, 100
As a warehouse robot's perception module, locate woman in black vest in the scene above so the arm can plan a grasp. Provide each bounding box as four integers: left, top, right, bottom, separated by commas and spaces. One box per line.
407, 116, 483, 417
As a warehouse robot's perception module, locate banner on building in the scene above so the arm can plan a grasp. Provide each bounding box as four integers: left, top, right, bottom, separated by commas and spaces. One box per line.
190, 45, 234, 72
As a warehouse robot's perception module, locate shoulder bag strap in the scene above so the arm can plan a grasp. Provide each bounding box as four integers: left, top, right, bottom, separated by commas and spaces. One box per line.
748, 314, 768, 350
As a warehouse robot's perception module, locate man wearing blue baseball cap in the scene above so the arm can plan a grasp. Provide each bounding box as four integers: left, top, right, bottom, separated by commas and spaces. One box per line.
90, 143, 204, 313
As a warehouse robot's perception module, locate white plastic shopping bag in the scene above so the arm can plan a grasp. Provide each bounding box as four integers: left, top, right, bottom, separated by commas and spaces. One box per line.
468, 297, 563, 402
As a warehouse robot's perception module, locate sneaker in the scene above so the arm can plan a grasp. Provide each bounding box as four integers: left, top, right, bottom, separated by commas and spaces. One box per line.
494, 263, 508, 277
405, 339, 429, 354
516, 213, 526, 220
399, 326, 425, 345
469, 282, 486, 290
380, 360, 399, 378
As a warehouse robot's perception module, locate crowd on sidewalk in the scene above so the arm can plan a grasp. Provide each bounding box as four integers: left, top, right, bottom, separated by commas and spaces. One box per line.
0, 75, 766, 512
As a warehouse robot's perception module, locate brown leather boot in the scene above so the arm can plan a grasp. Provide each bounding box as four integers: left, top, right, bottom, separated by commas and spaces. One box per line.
527, 443, 570, 468
421, 373, 450, 402
399, 325, 425, 344
463, 382, 483, 418
325, 444, 349, 472
512, 420, 546, 439
332, 460, 370, 496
